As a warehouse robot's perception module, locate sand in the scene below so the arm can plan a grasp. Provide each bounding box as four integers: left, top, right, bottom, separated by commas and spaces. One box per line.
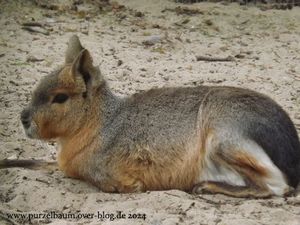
0, 0, 300, 224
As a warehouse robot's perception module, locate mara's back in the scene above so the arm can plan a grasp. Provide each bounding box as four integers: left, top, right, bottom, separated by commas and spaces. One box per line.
120, 86, 210, 147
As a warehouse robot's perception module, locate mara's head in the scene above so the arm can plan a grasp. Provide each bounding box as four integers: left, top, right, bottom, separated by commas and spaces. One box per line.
20, 35, 104, 140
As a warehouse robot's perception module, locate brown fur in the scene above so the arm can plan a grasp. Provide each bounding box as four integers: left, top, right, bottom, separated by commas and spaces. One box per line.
232, 151, 269, 177
215, 150, 270, 188
209, 150, 270, 195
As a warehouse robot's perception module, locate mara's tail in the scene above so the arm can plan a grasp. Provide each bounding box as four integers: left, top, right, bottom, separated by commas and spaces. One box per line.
0, 159, 57, 170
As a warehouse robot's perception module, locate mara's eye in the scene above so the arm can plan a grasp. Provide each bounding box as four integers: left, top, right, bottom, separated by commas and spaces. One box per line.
52, 93, 69, 104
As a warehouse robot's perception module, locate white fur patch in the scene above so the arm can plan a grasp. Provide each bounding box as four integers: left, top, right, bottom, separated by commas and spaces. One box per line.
199, 159, 246, 186
198, 134, 289, 196
198, 132, 246, 186
242, 140, 289, 196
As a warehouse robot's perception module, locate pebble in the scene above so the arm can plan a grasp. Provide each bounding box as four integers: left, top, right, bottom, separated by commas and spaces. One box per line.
26, 55, 44, 62
117, 59, 123, 66
142, 35, 162, 46
63, 204, 72, 210
163, 76, 169, 81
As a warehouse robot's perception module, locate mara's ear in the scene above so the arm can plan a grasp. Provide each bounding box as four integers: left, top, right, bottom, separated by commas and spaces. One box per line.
71, 49, 103, 92
65, 35, 84, 64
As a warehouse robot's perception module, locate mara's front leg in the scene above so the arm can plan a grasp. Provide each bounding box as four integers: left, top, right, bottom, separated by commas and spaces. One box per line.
87, 159, 147, 193
93, 173, 145, 193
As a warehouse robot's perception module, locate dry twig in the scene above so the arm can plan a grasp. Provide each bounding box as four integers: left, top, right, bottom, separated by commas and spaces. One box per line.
196, 55, 235, 62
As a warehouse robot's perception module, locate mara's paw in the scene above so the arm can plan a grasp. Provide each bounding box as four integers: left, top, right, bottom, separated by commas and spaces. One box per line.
192, 182, 215, 195
117, 180, 145, 193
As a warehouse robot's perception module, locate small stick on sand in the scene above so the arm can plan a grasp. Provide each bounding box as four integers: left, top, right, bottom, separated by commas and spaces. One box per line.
196, 55, 235, 62
22, 22, 44, 27
35, 178, 50, 185
22, 26, 50, 36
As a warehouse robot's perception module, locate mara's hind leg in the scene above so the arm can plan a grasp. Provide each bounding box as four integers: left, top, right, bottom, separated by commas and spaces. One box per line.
193, 181, 272, 198
196, 130, 292, 197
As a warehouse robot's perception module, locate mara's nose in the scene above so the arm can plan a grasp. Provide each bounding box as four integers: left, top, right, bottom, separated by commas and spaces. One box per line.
20, 109, 31, 129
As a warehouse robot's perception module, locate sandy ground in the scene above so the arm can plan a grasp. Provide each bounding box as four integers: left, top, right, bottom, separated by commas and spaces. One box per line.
0, 0, 300, 224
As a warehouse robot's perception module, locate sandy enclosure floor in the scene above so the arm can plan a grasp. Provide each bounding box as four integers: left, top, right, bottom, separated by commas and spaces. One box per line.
0, 0, 300, 224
